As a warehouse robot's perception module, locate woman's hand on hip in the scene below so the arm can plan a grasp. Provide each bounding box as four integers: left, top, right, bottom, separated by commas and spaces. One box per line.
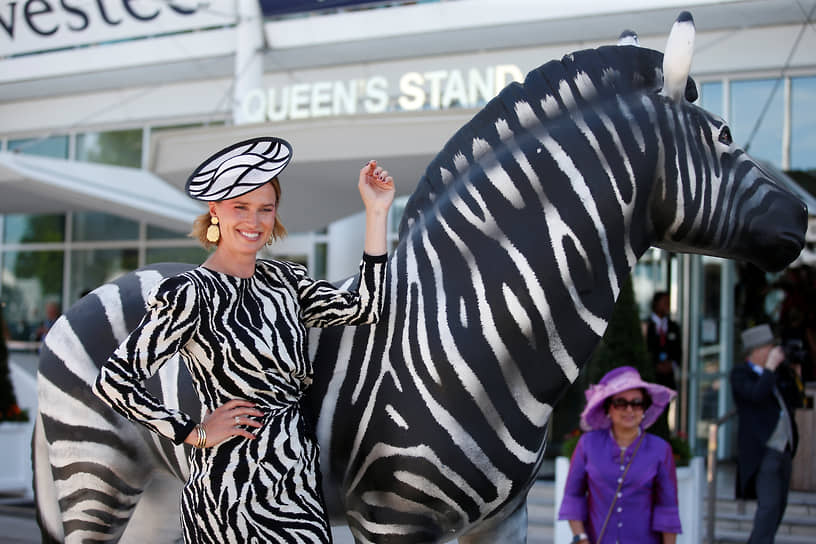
200, 399, 265, 447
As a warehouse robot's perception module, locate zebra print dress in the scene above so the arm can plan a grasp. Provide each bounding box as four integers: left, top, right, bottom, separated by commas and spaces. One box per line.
94, 254, 387, 543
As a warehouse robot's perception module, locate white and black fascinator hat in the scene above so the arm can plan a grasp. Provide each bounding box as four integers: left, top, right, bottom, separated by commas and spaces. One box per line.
185, 137, 292, 201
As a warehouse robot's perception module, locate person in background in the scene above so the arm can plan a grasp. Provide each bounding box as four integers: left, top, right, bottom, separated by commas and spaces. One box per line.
1, 303, 9, 341
645, 291, 681, 433
559, 366, 681, 544
94, 137, 395, 543
34, 300, 60, 342
645, 291, 680, 391
731, 324, 802, 544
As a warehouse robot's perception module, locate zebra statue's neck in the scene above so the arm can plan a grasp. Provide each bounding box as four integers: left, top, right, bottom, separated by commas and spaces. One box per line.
390, 90, 664, 391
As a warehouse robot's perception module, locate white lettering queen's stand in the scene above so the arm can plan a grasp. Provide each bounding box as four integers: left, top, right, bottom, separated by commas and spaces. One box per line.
554, 455, 703, 544
238, 65, 525, 125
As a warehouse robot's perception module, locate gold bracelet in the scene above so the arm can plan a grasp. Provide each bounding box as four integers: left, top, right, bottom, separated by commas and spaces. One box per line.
195, 424, 207, 449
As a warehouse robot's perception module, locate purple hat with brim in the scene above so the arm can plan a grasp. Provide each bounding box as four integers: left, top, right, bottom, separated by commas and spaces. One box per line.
580, 366, 676, 431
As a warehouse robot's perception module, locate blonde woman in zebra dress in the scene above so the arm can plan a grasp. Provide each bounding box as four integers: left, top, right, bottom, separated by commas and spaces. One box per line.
94, 137, 394, 543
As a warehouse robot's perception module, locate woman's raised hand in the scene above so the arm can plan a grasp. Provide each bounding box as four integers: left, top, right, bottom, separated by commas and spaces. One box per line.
359, 160, 395, 215
193, 399, 265, 448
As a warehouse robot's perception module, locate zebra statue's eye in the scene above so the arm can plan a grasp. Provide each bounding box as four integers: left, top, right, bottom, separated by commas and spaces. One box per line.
718, 126, 733, 145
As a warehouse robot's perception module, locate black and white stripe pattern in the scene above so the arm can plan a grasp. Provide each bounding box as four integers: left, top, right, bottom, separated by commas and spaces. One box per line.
39, 257, 386, 543
185, 137, 293, 201
34, 13, 806, 544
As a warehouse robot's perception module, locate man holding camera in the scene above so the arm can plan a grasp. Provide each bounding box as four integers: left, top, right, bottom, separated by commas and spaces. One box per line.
731, 324, 803, 544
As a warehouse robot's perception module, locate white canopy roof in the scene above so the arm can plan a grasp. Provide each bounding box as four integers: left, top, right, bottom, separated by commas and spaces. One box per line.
0, 151, 204, 232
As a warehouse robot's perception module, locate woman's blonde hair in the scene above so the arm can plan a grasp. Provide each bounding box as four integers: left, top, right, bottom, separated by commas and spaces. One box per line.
189, 178, 287, 249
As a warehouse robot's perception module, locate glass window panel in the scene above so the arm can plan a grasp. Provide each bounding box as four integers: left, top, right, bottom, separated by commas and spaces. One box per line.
147, 224, 191, 240
3, 214, 65, 244
8, 135, 69, 158
1, 250, 64, 341
700, 258, 722, 346
730, 78, 784, 166
69, 248, 138, 305
72, 211, 139, 241
700, 81, 723, 118
791, 75, 816, 173
145, 246, 209, 265
633, 248, 669, 320
390, 196, 407, 234
76, 128, 142, 168
313, 242, 327, 280
693, 355, 724, 456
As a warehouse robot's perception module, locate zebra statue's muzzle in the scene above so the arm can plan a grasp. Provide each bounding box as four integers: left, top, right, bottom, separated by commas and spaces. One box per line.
742, 194, 807, 273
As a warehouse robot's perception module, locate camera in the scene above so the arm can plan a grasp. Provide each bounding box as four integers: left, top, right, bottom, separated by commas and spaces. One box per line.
782, 338, 808, 367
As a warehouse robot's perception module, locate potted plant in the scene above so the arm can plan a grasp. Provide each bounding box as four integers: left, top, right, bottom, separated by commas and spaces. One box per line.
0, 306, 31, 494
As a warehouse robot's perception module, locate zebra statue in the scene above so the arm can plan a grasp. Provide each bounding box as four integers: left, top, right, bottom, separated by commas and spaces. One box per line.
34, 12, 806, 544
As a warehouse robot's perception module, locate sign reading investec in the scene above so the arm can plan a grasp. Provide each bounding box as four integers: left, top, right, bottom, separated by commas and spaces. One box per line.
0, 0, 229, 56
240, 64, 524, 124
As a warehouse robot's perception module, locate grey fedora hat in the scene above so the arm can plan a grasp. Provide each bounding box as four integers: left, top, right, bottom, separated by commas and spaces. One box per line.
741, 324, 776, 353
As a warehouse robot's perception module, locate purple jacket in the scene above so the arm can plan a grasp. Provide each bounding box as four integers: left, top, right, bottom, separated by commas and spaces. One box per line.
558, 430, 682, 543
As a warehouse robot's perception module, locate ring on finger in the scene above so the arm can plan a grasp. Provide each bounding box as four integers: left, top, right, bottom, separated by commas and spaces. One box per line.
235, 416, 240, 425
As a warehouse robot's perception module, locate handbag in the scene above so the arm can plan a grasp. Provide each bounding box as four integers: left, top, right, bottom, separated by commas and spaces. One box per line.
594, 432, 645, 543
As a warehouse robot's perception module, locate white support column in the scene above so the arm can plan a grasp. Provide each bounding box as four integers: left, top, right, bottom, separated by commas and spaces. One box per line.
683, 253, 702, 448
141, 125, 151, 171
0, 215, 4, 299
233, 0, 265, 125
718, 258, 735, 460
782, 76, 791, 170
62, 212, 73, 309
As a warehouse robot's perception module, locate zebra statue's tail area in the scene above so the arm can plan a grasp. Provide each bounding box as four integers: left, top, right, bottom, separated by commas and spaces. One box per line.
35, 262, 195, 542
397, 44, 698, 240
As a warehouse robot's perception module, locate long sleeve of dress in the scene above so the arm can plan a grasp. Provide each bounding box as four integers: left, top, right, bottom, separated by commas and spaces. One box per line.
93, 275, 199, 444
651, 441, 682, 534
558, 435, 589, 522
297, 252, 388, 328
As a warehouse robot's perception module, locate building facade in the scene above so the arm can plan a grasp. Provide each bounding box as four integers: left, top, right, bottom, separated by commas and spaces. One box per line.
2, 0, 815, 456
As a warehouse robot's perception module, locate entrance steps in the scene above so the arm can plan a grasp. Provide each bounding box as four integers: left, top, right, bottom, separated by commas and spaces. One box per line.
524, 471, 816, 544
708, 491, 816, 544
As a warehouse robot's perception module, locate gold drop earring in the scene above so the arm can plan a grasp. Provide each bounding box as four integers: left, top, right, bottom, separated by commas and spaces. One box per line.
206, 216, 220, 243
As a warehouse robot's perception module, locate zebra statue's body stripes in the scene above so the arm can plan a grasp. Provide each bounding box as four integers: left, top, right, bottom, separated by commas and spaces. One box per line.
34, 13, 806, 544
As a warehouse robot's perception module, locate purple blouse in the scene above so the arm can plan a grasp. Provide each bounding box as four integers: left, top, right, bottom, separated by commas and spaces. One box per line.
558, 430, 682, 543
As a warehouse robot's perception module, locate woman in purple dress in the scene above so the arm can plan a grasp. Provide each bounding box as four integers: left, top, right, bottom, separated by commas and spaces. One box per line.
559, 366, 682, 544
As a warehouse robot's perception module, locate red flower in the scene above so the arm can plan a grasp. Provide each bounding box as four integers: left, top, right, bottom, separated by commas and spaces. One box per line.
1, 404, 29, 422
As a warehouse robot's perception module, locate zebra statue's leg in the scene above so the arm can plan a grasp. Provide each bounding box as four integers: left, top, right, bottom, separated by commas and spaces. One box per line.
458, 500, 528, 544
33, 416, 63, 543
43, 434, 153, 543
119, 472, 184, 543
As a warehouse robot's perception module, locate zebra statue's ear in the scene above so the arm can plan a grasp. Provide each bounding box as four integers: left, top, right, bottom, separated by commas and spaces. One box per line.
617, 29, 639, 46
660, 11, 695, 102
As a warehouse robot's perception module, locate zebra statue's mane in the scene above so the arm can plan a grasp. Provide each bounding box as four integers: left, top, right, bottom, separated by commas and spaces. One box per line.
398, 44, 697, 240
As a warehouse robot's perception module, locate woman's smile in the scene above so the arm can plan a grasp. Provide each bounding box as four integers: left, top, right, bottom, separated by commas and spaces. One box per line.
238, 230, 261, 241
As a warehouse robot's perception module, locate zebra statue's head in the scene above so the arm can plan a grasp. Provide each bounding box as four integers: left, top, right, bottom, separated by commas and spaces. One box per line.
394, 12, 805, 308
647, 12, 806, 272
